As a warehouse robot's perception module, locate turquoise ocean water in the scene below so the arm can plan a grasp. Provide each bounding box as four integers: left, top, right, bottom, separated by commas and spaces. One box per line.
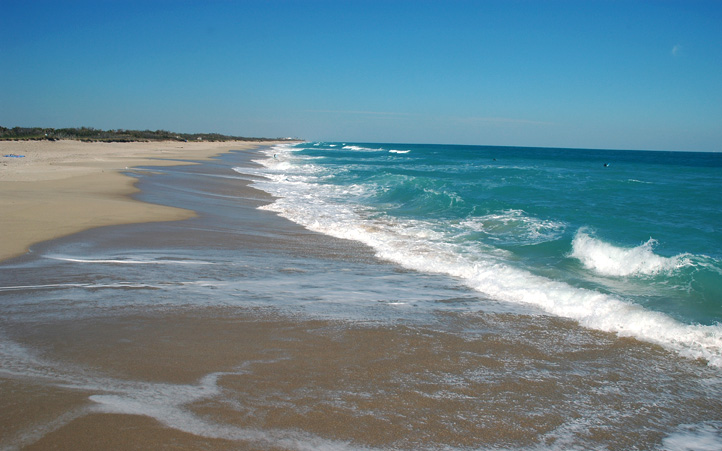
243, 142, 722, 366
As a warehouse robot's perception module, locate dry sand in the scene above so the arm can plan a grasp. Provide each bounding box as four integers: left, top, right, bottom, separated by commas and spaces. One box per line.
0, 139, 268, 262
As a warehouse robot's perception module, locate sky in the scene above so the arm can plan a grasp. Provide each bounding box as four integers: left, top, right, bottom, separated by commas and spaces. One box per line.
1, 0, 721, 151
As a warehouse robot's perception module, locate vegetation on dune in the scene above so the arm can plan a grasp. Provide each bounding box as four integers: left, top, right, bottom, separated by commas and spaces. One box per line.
0, 126, 295, 143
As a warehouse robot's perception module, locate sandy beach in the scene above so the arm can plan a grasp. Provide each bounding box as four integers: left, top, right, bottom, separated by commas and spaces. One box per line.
1, 144, 720, 450
0, 140, 267, 262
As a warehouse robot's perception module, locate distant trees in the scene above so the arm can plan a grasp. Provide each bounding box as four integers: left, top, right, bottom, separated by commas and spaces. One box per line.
0, 126, 284, 142
0, 126, 54, 140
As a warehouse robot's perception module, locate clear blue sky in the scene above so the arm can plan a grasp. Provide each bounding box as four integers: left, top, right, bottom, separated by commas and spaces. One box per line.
2, 0, 721, 151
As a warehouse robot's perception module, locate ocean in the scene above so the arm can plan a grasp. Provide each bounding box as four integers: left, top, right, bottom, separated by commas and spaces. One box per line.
1, 143, 721, 450
246, 142, 722, 363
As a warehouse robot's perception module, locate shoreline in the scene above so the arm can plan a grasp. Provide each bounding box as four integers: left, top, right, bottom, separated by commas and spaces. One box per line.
0, 139, 272, 262
1, 143, 720, 450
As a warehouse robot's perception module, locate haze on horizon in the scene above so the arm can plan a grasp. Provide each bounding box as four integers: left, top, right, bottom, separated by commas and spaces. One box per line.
2, 0, 721, 152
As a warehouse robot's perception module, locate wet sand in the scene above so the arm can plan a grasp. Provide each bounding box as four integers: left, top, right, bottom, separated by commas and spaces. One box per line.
4, 305, 717, 450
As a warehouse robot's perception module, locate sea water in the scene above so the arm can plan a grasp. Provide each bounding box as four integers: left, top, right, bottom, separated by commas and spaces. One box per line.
241, 142, 722, 366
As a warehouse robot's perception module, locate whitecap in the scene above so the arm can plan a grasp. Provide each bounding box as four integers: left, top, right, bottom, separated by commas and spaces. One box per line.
460, 210, 566, 245
570, 230, 691, 277
341, 145, 383, 152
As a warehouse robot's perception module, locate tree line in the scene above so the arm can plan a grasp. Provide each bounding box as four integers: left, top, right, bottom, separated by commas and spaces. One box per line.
0, 126, 292, 143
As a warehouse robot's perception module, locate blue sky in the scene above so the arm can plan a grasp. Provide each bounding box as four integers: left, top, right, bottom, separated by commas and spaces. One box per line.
2, 0, 721, 151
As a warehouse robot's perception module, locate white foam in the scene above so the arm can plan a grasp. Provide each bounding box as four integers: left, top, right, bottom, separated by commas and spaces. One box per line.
0, 337, 363, 450
662, 422, 722, 451
341, 145, 383, 152
570, 230, 691, 277
460, 210, 566, 245
0, 282, 168, 292
389, 149, 410, 154
297, 209, 722, 366
243, 152, 722, 368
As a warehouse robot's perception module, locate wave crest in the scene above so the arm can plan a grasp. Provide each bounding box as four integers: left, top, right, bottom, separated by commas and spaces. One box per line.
570, 230, 690, 277
461, 210, 566, 246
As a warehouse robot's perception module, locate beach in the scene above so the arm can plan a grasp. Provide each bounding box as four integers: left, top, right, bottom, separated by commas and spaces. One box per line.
1, 142, 721, 450
0, 140, 268, 262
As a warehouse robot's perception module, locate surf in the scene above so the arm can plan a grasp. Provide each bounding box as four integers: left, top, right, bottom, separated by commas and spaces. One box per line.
258, 192, 722, 367
237, 142, 722, 367
570, 229, 692, 277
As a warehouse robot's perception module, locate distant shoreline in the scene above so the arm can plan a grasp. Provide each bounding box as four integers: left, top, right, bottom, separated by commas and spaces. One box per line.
0, 139, 281, 262
0, 126, 301, 143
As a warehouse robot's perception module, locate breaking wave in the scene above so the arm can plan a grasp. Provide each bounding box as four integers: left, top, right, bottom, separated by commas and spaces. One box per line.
570, 230, 692, 277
